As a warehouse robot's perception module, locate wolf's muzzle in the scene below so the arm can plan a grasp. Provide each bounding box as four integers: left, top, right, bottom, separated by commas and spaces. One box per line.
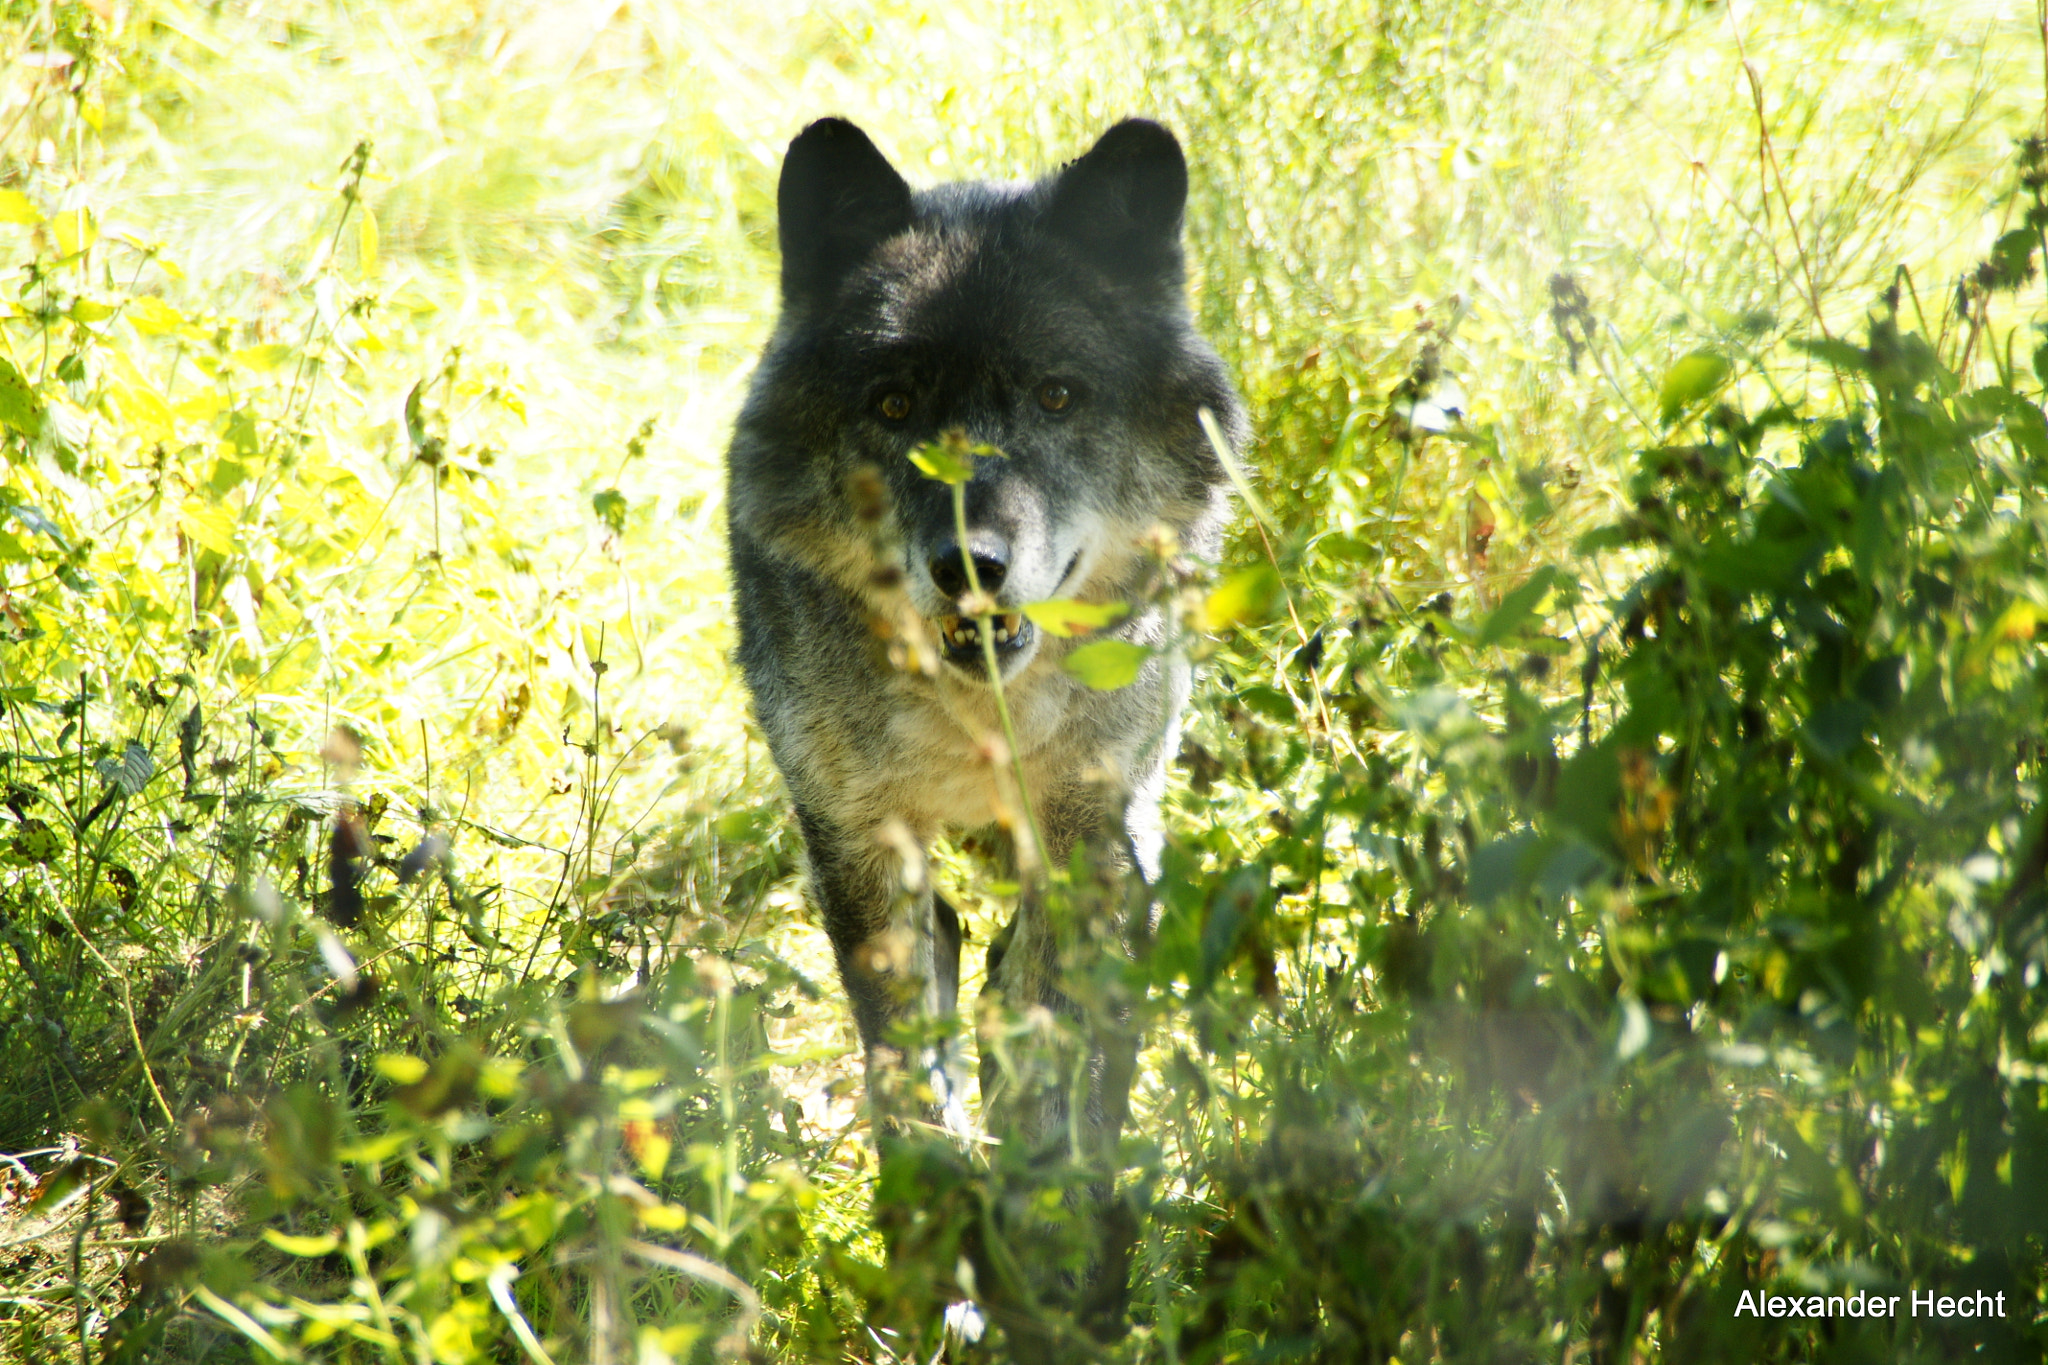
928, 536, 1009, 598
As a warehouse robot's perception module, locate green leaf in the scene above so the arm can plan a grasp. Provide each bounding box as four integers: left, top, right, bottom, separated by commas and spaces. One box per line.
357, 203, 379, 276
1697, 529, 1815, 595
1658, 349, 1731, 425
1576, 525, 1639, 557
1988, 228, 2036, 290
95, 741, 154, 796
7, 505, 65, 547
1064, 639, 1151, 690
629, 1126, 672, 1181
1197, 864, 1268, 993
908, 441, 974, 485
1988, 387, 2048, 464
1536, 840, 1606, 900
403, 380, 429, 450
262, 1229, 340, 1257
1468, 831, 1549, 906
910, 430, 1003, 484
0, 189, 40, 226
1802, 698, 1873, 759
231, 343, 294, 373
1792, 337, 1872, 374
1022, 597, 1129, 636
338, 1133, 409, 1165
1203, 564, 1283, 630
1614, 664, 1682, 745
223, 408, 260, 459
112, 383, 173, 435
178, 701, 203, 789
374, 1054, 429, 1084
592, 488, 627, 534
1235, 684, 1298, 724
51, 206, 95, 258
179, 499, 237, 556
206, 459, 248, 500
126, 296, 186, 336
1552, 740, 1621, 852
714, 809, 760, 841
1475, 565, 1559, 647
27, 1160, 89, 1213
0, 358, 41, 437
1311, 531, 1374, 565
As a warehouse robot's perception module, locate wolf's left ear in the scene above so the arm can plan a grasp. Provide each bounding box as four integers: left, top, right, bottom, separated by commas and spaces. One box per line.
1045, 119, 1188, 286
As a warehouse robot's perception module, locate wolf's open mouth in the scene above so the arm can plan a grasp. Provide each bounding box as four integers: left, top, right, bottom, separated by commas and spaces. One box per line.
937, 612, 1034, 666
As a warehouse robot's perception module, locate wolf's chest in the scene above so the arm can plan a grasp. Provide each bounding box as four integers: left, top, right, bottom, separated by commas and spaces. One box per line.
847, 666, 1096, 831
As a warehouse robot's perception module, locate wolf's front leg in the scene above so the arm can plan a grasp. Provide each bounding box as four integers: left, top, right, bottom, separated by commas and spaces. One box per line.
979, 784, 1150, 1151
798, 807, 965, 1134
974, 786, 1153, 1348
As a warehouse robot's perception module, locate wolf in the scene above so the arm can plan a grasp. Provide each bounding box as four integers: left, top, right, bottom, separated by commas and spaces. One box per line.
724, 113, 1245, 1336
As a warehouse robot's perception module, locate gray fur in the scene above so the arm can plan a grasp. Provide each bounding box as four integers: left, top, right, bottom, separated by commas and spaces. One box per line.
726, 117, 1246, 1146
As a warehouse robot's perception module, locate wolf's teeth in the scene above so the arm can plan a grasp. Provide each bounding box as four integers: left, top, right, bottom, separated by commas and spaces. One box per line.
935, 612, 1031, 652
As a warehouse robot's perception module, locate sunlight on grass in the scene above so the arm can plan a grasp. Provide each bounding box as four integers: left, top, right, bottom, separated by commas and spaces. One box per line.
2, 0, 2043, 1358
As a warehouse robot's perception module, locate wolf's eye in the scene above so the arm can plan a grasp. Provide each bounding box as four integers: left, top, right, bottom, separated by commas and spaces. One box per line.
1035, 381, 1075, 415
876, 391, 913, 422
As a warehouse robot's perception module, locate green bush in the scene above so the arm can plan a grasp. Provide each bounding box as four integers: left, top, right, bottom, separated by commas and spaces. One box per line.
1130, 290, 2048, 1359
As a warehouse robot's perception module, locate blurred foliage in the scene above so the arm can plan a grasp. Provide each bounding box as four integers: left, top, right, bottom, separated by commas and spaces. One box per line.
2, 0, 2045, 1362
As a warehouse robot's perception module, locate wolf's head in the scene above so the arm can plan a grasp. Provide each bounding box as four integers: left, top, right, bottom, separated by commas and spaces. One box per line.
727, 117, 1245, 680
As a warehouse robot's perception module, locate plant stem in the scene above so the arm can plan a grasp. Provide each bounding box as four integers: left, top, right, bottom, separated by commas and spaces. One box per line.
949, 480, 1047, 875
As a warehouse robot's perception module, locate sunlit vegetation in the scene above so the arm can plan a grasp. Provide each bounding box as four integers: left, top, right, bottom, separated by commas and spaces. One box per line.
2, 0, 2045, 1360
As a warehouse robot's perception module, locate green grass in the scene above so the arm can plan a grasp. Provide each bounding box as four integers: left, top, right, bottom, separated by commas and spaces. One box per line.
2, 0, 2046, 1360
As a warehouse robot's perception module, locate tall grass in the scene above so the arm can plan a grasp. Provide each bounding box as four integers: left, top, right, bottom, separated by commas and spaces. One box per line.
1, 0, 2042, 1360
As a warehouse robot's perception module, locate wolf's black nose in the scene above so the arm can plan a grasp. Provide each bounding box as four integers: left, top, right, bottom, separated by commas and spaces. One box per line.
930, 538, 1008, 598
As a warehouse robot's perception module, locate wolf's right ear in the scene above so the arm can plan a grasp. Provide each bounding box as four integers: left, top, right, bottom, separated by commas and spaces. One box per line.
778, 118, 913, 307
